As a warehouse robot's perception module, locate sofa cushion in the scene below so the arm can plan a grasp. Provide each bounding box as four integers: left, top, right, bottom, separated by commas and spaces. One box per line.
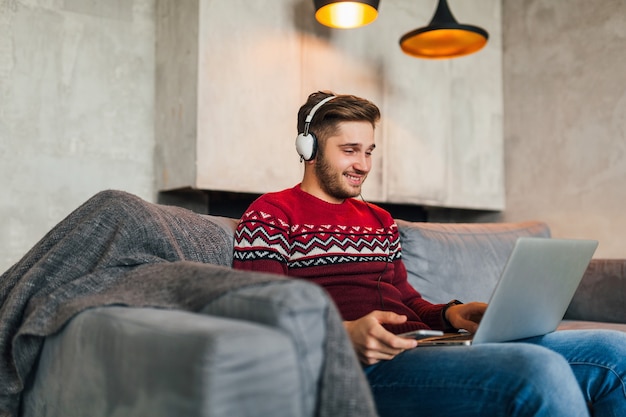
557, 319, 626, 333
396, 220, 551, 304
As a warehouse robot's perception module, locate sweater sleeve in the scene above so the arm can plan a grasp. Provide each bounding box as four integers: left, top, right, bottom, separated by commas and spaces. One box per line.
392, 258, 449, 330
232, 201, 290, 276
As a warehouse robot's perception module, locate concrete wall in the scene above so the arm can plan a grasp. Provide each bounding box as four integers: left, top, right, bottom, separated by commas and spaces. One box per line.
1, 0, 625, 273
502, 0, 626, 258
156, 0, 504, 211
0, 0, 155, 272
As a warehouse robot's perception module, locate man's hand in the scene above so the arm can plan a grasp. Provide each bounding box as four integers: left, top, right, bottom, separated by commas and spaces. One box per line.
343, 311, 419, 365
445, 302, 487, 333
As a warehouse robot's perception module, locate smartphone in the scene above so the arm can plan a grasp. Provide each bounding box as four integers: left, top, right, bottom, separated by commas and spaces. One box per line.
398, 329, 444, 339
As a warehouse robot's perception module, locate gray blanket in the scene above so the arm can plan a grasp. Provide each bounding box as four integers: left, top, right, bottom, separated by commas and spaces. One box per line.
0, 190, 377, 417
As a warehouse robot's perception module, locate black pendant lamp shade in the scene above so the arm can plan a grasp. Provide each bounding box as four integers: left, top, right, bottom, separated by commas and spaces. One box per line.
314, 0, 380, 29
400, 0, 489, 59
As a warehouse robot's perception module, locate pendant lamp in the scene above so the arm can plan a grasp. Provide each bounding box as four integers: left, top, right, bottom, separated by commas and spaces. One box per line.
399, 0, 489, 59
313, 0, 380, 29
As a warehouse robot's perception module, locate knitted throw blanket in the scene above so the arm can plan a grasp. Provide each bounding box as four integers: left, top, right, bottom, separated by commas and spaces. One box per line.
0, 190, 377, 417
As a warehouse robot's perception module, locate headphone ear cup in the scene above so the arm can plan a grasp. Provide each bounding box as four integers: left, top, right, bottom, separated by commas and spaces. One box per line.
295, 132, 317, 161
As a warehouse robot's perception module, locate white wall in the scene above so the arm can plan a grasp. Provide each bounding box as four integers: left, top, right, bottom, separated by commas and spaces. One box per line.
0, 0, 155, 272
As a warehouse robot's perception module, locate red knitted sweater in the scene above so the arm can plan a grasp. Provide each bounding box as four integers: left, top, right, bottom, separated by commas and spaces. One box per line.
232, 185, 447, 334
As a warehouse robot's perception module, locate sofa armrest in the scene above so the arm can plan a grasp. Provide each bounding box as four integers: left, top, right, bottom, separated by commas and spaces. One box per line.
564, 259, 626, 323
22, 306, 302, 417
200, 280, 330, 417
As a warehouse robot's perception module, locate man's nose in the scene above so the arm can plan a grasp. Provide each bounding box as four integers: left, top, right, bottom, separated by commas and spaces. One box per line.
354, 154, 370, 172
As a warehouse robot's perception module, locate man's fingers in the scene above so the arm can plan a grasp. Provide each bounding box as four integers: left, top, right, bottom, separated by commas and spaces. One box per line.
359, 344, 406, 365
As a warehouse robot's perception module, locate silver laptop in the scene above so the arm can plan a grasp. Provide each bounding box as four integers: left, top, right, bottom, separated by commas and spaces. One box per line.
414, 237, 598, 346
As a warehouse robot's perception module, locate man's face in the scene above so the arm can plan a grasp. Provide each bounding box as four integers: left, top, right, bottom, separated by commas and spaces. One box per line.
314, 121, 376, 203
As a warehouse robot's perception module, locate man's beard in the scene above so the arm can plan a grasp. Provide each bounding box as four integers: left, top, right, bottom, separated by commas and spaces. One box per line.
315, 150, 365, 200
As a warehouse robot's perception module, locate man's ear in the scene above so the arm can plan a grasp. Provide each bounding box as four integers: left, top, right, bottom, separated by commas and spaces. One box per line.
302, 159, 316, 173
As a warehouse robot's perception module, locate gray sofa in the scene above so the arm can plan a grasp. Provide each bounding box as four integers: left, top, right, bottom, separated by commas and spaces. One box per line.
21, 216, 626, 417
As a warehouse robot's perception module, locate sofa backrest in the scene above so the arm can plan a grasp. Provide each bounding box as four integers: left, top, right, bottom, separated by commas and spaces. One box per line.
396, 220, 551, 304
205, 214, 551, 306
201, 215, 238, 262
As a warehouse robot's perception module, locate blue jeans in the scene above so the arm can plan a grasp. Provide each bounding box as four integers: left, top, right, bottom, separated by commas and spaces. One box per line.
364, 330, 626, 417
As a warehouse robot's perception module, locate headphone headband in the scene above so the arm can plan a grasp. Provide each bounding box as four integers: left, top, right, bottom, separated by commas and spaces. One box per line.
303, 95, 336, 136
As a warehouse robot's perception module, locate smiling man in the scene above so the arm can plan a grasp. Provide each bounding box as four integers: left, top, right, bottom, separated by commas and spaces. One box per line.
300, 112, 374, 202
232, 91, 626, 417
232, 92, 472, 340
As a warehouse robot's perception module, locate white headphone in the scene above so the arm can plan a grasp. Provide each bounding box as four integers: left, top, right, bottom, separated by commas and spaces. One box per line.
295, 95, 336, 161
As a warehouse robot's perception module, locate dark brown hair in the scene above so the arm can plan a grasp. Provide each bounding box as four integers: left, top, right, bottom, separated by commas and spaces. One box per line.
297, 91, 381, 144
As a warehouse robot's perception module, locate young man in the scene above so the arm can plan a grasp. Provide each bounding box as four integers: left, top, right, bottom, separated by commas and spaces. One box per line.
232, 91, 626, 417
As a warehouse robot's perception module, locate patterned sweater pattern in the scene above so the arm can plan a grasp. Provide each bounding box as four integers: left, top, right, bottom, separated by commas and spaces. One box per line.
232, 185, 446, 333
